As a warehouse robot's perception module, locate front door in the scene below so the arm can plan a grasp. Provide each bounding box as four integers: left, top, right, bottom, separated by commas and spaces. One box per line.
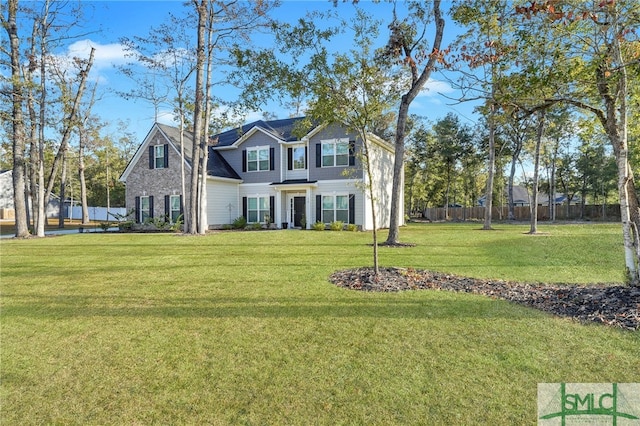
293, 196, 305, 227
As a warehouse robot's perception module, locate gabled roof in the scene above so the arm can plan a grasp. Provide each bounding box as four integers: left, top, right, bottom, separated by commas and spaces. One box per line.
207, 150, 241, 180
156, 123, 194, 164
214, 117, 315, 147
120, 122, 242, 182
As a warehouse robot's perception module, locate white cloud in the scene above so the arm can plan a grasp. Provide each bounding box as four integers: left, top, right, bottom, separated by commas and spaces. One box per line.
417, 78, 455, 98
65, 39, 131, 70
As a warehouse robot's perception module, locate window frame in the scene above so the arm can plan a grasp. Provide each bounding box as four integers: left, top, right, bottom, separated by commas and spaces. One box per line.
140, 196, 151, 222
292, 146, 306, 170
246, 146, 270, 172
247, 196, 270, 223
321, 139, 349, 168
154, 145, 165, 169
169, 195, 181, 223
321, 194, 350, 224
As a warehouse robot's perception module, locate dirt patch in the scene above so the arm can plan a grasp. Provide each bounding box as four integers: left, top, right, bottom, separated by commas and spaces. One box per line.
329, 267, 640, 331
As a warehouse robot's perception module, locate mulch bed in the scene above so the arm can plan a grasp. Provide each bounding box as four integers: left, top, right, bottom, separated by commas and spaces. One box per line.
329, 267, 640, 331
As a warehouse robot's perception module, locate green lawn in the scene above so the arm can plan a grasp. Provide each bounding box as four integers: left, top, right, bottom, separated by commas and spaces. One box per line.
1, 223, 638, 425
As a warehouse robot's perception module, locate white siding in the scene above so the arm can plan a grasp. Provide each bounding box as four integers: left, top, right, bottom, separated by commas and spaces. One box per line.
363, 140, 399, 230
207, 179, 240, 226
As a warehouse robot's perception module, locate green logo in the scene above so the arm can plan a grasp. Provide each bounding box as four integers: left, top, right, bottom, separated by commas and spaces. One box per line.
538, 383, 640, 425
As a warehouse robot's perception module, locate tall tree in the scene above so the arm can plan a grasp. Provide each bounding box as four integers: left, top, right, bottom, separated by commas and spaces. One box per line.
451, 0, 516, 230
383, 0, 445, 245
2, 0, 29, 237
514, 0, 640, 284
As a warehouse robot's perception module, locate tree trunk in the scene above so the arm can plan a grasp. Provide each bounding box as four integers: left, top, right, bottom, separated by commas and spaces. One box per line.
44, 48, 95, 209
58, 150, 67, 228
386, 0, 444, 245
78, 129, 90, 225
507, 142, 522, 221
188, 0, 207, 234
386, 98, 409, 244
483, 100, 496, 230
5, 0, 30, 237
529, 110, 545, 234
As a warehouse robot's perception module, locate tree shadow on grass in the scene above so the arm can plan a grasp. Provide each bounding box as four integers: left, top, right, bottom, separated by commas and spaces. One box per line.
1, 292, 544, 321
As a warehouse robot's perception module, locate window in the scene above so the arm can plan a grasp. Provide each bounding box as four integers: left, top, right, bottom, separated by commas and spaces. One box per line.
321, 139, 349, 167
149, 144, 168, 169
140, 196, 151, 222
247, 147, 270, 172
322, 195, 349, 223
169, 195, 181, 223
293, 146, 306, 170
247, 196, 270, 223
154, 145, 165, 168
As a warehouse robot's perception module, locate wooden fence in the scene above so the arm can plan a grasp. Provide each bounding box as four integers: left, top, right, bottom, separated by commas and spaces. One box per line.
420, 204, 621, 222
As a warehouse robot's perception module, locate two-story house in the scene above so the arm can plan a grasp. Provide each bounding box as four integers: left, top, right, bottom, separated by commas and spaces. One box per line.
119, 117, 402, 230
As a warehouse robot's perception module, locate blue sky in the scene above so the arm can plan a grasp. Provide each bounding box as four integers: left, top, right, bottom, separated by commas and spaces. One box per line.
17, 1, 480, 143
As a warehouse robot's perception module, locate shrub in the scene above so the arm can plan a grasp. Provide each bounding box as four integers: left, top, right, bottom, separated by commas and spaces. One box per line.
118, 221, 133, 232
311, 221, 326, 231
329, 221, 344, 231
345, 223, 358, 232
248, 222, 262, 230
232, 216, 247, 229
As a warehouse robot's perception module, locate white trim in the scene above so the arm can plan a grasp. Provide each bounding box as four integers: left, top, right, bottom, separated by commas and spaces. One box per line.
222, 126, 287, 150
207, 175, 243, 183
271, 182, 318, 191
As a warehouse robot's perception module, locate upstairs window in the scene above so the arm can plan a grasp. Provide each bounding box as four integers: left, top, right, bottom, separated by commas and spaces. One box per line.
149, 144, 168, 169
247, 147, 270, 172
292, 146, 306, 170
316, 139, 354, 168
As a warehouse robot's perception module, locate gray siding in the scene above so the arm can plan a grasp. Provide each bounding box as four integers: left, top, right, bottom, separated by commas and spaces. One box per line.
217, 131, 281, 184
308, 124, 364, 181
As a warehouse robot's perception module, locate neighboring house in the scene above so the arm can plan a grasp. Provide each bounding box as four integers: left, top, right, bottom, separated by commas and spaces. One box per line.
119, 117, 402, 230
0, 169, 60, 219
477, 185, 579, 207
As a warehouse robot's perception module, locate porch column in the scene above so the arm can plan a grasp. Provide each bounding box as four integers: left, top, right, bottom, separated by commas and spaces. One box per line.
275, 190, 282, 228
305, 187, 312, 230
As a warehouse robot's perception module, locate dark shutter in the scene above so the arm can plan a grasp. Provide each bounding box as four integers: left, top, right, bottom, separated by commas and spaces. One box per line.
135, 196, 141, 223
270, 147, 275, 170
316, 195, 322, 223
287, 147, 293, 170
316, 144, 321, 168
349, 194, 355, 224
165, 195, 170, 219
242, 150, 247, 172
269, 196, 275, 221
348, 140, 356, 166
179, 195, 184, 216
149, 196, 154, 219
164, 144, 169, 168
304, 146, 308, 169
149, 146, 154, 169
242, 197, 247, 219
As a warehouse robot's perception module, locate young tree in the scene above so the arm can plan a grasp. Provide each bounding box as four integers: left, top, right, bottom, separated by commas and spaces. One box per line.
234, 8, 400, 273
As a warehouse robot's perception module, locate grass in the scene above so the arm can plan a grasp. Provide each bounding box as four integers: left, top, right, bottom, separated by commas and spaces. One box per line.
1, 222, 638, 425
